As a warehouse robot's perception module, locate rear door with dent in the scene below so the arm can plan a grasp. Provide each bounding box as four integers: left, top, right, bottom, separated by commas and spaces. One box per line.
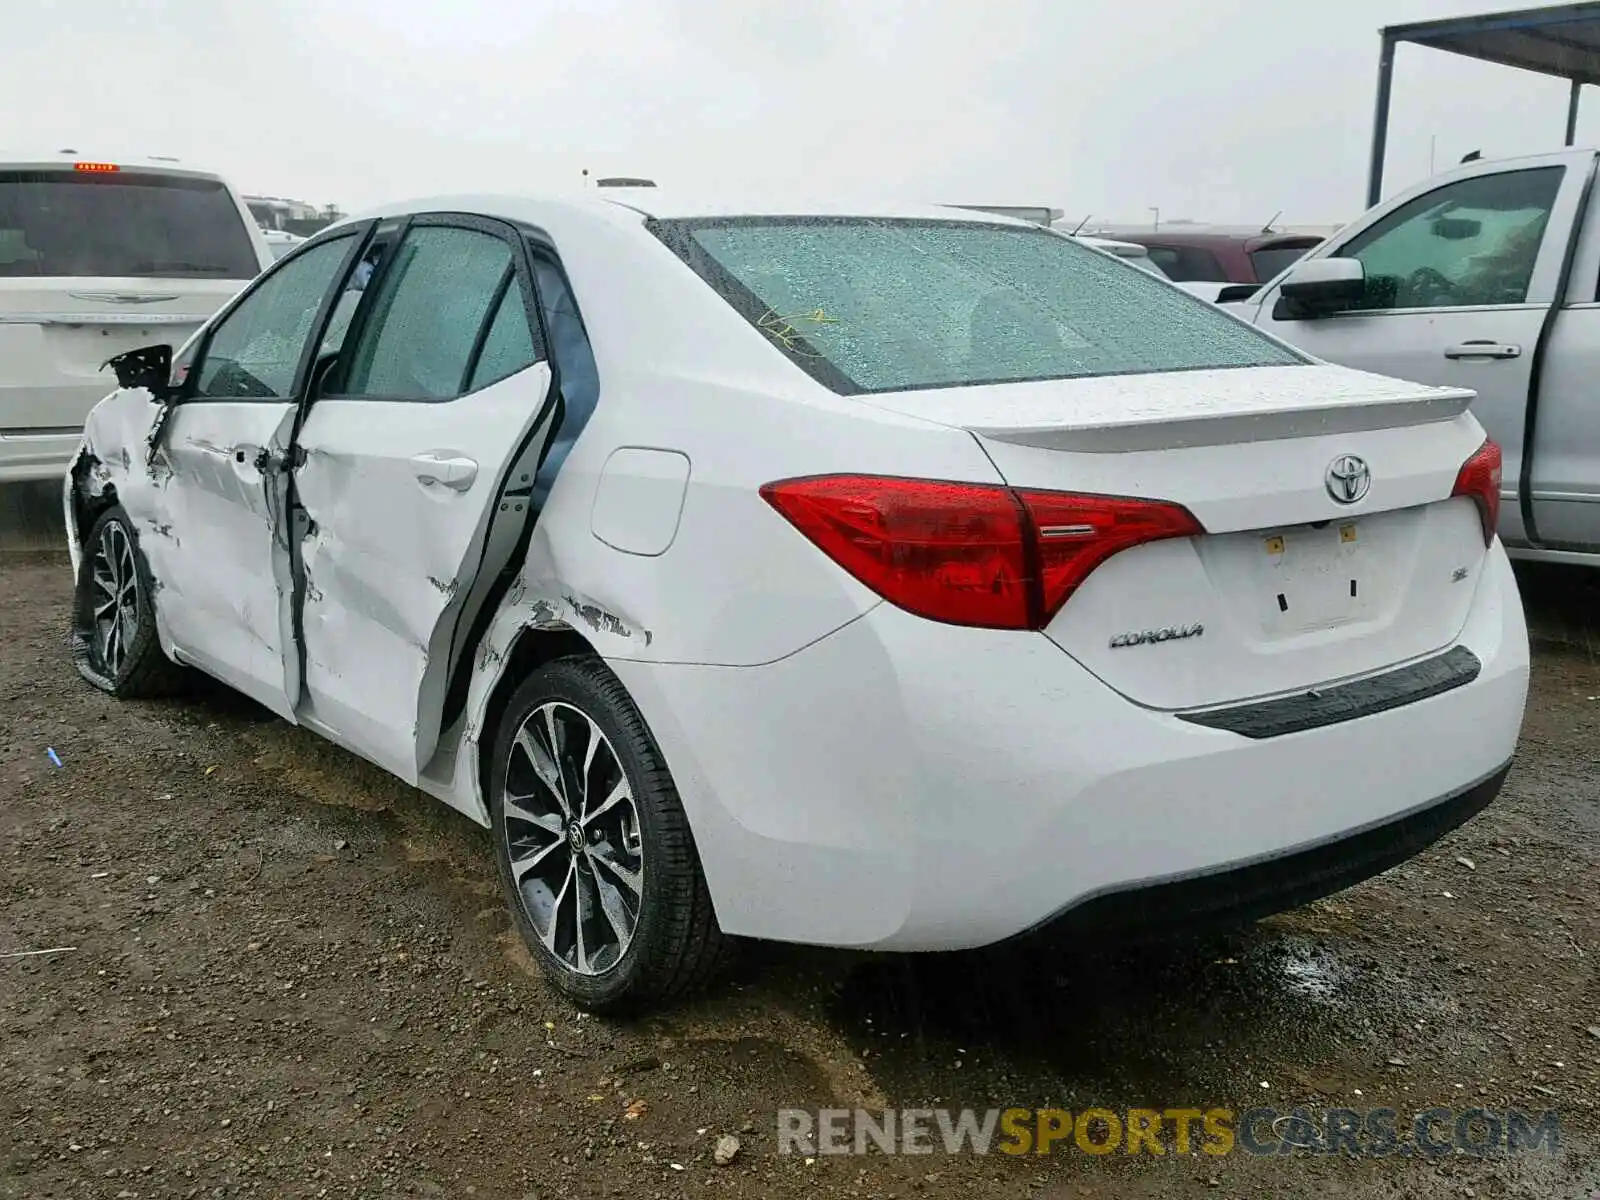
289, 214, 562, 784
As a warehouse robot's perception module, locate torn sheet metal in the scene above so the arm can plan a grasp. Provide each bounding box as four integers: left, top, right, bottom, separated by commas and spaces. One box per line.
419, 532, 662, 827
69, 385, 302, 719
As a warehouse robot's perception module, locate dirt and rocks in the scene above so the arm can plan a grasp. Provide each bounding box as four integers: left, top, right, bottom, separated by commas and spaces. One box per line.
2, 480, 1598, 1199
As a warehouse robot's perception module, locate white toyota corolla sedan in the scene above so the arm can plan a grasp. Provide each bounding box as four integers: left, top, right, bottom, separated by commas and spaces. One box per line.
63, 193, 1528, 1012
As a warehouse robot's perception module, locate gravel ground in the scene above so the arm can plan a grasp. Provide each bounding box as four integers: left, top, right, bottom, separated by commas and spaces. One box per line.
2, 480, 1598, 1200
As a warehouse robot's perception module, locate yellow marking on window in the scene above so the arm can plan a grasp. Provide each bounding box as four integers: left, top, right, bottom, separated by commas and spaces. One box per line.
756, 308, 841, 357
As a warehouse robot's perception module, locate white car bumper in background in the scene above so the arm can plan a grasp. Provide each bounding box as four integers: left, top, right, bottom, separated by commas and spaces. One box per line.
615, 544, 1529, 952
0, 429, 83, 483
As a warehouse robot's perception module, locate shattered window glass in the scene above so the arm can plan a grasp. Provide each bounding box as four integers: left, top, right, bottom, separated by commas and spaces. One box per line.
343, 226, 513, 401
654, 217, 1303, 395
192, 234, 353, 399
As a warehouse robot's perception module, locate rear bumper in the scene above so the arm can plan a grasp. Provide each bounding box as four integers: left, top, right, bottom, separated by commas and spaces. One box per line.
1007, 757, 1511, 947
611, 544, 1529, 952
0, 431, 81, 483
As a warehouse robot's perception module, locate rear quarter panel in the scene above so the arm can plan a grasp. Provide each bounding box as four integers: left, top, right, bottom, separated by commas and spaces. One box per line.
454, 211, 1011, 669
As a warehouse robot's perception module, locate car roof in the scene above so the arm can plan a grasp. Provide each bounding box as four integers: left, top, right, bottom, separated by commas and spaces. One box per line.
0, 150, 226, 181
1093, 226, 1323, 250
339, 191, 1043, 230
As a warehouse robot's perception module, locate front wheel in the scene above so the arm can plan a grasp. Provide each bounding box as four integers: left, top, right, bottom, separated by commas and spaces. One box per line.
487, 655, 730, 1013
70, 504, 185, 697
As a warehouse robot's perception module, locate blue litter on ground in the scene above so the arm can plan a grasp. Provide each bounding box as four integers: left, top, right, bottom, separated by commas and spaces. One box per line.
46, 748, 62, 768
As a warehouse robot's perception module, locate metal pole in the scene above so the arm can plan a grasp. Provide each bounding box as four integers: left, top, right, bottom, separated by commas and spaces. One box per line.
1366, 33, 1397, 208
1566, 79, 1582, 145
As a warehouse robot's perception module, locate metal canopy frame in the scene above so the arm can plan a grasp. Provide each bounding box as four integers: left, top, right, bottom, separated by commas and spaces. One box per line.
1368, 2, 1600, 206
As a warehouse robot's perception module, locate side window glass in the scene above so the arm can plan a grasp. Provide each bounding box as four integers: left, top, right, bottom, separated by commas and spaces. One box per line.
1336, 167, 1564, 312
467, 282, 539, 391
193, 236, 352, 399
341, 226, 514, 401
1250, 244, 1316, 282
319, 240, 392, 361
1145, 246, 1180, 277
1145, 245, 1226, 283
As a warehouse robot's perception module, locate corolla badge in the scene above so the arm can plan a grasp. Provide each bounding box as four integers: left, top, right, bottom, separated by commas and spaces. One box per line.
1109, 623, 1204, 649
1325, 454, 1371, 504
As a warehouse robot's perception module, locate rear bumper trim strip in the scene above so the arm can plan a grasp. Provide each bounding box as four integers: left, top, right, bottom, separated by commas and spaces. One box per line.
1176, 644, 1482, 739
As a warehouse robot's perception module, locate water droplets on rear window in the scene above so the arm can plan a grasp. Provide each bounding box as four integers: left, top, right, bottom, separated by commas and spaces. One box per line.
656, 217, 1303, 395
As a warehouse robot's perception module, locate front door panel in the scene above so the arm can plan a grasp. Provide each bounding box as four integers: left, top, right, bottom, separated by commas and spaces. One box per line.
154, 399, 299, 717
153, 231, 361, 717
1248, 154, 1588, 549
1253, 306, 1542, 544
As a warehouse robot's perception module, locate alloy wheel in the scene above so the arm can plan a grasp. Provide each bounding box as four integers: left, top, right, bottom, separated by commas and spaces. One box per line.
501, 701, 645, 975
89, 522, 140, 678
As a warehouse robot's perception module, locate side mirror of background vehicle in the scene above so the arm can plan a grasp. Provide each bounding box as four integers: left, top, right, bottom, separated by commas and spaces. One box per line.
104, 344, 176, 403
1273, 258, 1365, 320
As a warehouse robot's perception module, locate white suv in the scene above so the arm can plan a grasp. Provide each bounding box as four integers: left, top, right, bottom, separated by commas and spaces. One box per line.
0, 153, 269, 482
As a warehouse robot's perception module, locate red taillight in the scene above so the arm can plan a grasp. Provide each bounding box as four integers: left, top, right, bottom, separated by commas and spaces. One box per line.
1451, 439, 1502, 547
1018, 487, 1206, 618
759, 474, 1203, 630
72, 161, 120, 173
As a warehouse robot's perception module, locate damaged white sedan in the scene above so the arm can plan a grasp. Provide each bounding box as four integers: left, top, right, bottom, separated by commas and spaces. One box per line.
65, 194, 1529, 1012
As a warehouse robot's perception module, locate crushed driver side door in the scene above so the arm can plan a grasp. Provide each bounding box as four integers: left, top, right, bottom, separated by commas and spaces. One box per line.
138, 230, 365, 719
288, 215, 562, 784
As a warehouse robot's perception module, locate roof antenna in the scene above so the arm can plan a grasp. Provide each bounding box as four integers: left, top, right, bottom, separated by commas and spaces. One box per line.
1068, 213, 1092, 235
1261, 209, 1282, 234
1460, 150, 1481, 163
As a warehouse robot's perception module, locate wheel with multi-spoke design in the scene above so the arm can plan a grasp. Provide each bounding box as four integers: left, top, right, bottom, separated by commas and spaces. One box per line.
70, 504, 184, 697
488, 655, 729, 1012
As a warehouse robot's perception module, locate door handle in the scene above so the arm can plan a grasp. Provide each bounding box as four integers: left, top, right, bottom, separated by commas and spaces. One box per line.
411, 452, 478, 491
1443, 341, 1521, 360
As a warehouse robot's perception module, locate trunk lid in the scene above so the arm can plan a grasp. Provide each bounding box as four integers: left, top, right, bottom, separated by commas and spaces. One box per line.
859, 362, 1492, 711
0, 277, 241, 430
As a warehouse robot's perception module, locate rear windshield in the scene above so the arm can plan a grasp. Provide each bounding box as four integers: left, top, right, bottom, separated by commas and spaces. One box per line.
1250, 241, 1319, 283
1110, 248, 1169, 277
0, 169, 259, 280
1142, 243, 1230, 282
651, 217, 1303, 394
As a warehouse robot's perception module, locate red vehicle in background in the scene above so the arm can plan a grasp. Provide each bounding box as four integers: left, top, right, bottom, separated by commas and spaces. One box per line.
1087, 224, 1326, 288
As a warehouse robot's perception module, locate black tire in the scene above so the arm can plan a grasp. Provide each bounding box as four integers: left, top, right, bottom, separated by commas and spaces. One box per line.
488, 654, 731, 1013
70, 504, 186, 697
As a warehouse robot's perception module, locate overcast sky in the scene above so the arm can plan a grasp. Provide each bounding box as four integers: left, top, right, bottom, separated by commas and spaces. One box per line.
4, 0, 1595, 225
